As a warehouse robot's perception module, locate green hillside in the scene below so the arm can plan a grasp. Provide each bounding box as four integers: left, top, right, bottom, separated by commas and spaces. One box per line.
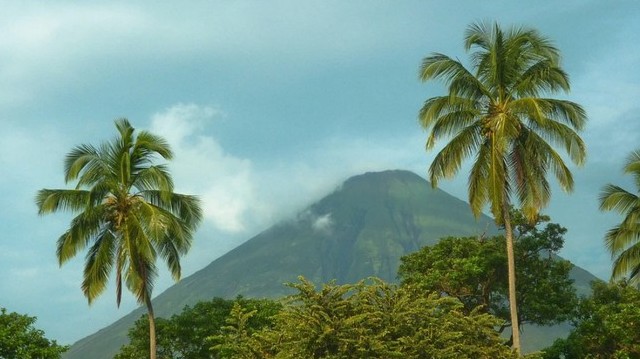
63, 170, 598, 359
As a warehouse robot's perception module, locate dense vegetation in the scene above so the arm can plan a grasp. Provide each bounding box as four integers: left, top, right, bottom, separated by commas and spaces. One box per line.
398, 209, 577, 341
114, 298, 280, 359
115, 279, 520, 358
0, 308, 68, 359
543, 280, 640, 358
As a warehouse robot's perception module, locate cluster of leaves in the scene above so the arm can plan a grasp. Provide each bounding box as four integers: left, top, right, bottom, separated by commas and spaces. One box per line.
543, 280, 640, 358
398, 210, 577, 334
116, 278, 518, 359
0, 308, 68, 359
214, 277, 517, 359
114, 297, 281, 358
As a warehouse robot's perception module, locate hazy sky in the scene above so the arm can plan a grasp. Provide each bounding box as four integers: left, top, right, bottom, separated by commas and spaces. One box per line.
1, 1, 639, 345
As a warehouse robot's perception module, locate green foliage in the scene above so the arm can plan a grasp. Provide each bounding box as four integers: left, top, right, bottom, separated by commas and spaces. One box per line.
0, 308, 68, 359
599, 149, 640, 283
114, 317, 173, 359
543, 280, 640, 358
211, 302, 276, 358
398, 210, 577, 330
36, 119, 203, 359
218, 277, 516, 358
36, 118, 203, 306
419, 22, 586, 223
115, 297, 281, 359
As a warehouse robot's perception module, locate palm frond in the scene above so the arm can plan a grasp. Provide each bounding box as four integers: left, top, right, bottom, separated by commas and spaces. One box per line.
468, 142, 491, 218
56, 207, 107, 265
420, 55, 489, 101
36, 189, 91, 214
623, 150, 640, 190
523, 130, 574, 193
510, 133, 552, 219
464, 21, 493, 52
539, 99, 587, 132
122, 217, 158, 304
428, 125, 483, 187
133, 165, 174, 193
156, 235, 183, 281
513, 61, 570, 97
611, 243, 640, 282
133, 131, 173, 161
487, 141, 510, 222
64, 144, 101, 184
126, 257, 158, 304
522, 111, 587, 167
604, 224, 640, 255
141, 190, 203, 230
81, 228, 116, 304
115, 118, 135, 149
599, 185, 639, 213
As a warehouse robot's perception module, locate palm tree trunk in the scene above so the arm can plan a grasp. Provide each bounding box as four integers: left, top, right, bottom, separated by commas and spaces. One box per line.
145, 295, 157, 359
503, 206, 521, 355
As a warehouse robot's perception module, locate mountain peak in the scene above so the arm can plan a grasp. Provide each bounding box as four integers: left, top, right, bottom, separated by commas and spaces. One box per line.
342, 169, 427, 188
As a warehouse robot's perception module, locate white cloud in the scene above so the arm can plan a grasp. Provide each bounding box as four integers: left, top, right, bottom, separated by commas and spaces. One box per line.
150, 103, 273, 233
311, 213, 333, 234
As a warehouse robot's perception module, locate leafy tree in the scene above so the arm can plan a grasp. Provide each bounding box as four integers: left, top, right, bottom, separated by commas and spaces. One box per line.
114, 317, 173, 359
418, 21, 586, 353
36, 119, 203, 359
223, 277, 517, 358
599, 149, 640, 283
543, 280, 640, 358
211, 302, 279, 359
0, 307, 68, 359
115, 297, 281, 359
398, 210, 576, 337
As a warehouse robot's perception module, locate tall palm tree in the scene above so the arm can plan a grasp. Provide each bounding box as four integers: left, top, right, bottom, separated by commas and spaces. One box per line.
418, 22, 586, 354
599, 149, 640, 283
36, 119, 202, 359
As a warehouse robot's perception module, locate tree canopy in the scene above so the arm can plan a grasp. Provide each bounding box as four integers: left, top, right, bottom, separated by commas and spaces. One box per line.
0, 308, 68, 359
115, 297, 281, 359
543, 280, 640, 358
398, 210, 577, 332
218, 277, 517, 359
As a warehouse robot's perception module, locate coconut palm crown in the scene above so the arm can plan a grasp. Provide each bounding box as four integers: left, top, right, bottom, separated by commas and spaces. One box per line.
418, 22, 586, 354
36, 119, 202, 307
599, 149, 640, 283
420, 22, 586, 223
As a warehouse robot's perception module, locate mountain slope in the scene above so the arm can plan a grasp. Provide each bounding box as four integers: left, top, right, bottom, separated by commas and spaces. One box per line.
63, 170, 597, 358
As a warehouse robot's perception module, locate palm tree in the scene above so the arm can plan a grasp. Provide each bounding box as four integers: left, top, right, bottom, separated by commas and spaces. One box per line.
599, 149, 640, 283
418, 22, 586, 354
36, 119, 202, 359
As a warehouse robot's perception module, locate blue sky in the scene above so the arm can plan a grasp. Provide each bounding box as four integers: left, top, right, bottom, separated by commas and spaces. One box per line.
1, 1, 639, 345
